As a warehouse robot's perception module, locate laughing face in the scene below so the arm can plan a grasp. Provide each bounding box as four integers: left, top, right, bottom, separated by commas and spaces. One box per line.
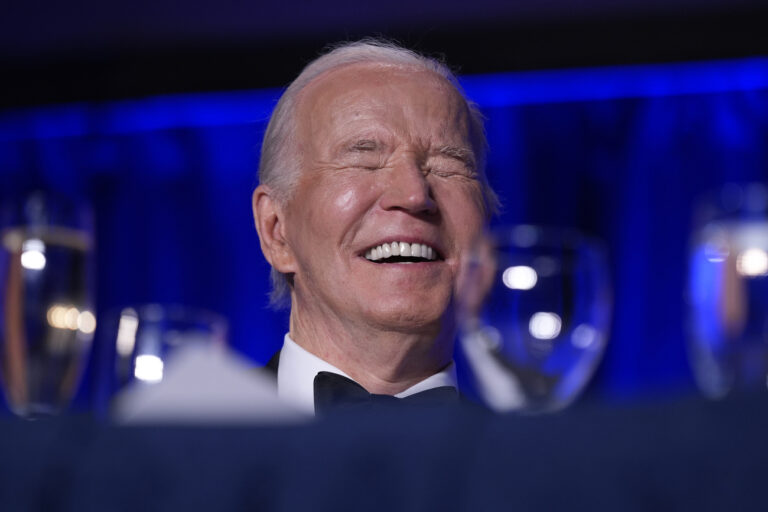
276, 63, 486, 338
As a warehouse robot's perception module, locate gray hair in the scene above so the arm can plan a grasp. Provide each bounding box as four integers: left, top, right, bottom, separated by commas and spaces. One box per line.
258, 38, 498, 307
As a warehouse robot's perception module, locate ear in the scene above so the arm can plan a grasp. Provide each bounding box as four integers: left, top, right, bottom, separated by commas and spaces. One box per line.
252, 185, 297, 274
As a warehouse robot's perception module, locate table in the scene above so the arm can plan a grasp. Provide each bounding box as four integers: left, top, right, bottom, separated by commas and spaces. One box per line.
1, 393, 766, 511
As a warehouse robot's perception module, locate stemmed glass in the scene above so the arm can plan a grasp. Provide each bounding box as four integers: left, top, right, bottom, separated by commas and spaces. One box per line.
0, 192, 95, 417
97, 305, 228, 408
687, 183, 768, 398
458, 225, 612, 413
91, 305, 228, 420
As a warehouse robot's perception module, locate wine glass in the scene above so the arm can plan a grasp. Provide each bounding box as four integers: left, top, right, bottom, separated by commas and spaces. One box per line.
0, 192, 95, 417
97, 304, 228, 405
458, 225, 612, 413
687, 183, 768, 398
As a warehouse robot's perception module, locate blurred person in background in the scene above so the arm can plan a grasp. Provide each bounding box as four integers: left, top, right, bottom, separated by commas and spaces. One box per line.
252, 39, 497, 414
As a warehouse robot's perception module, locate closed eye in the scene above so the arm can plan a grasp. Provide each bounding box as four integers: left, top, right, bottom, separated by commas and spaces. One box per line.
424, 146, 478, 178
350, 139, 379, 152
426, 159, 477, 179
344, 139, 388, 170
438, 146, 476, 170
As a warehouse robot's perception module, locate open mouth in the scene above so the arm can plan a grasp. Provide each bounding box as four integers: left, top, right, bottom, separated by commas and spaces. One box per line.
364, 241, 441, 264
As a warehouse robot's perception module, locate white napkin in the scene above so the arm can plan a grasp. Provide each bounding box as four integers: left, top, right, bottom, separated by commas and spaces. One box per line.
112, 345, 309, 425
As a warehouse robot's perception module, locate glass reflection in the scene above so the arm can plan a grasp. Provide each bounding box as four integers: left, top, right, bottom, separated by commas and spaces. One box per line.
502, 266, 538, 290
20, 239, 47, 270
134, 354, 164, 383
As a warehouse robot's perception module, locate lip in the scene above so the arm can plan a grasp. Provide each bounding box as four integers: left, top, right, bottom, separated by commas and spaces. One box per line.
358, 236, 445, 260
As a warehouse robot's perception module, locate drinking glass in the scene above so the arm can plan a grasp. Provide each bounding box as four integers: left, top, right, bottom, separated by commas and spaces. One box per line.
0, 192, 95, 417
458, 225, 612, 413
98, 304, 228, 402
687, 183, 768, 398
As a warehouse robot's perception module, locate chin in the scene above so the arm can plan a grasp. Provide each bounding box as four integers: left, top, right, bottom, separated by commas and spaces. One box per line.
366, 298, 452, 335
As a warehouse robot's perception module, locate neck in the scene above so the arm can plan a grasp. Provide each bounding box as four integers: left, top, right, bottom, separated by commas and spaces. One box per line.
288, 299, 455, 395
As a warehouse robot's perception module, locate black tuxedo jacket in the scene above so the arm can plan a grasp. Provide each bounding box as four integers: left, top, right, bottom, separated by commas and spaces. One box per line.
264, 350, 280, 376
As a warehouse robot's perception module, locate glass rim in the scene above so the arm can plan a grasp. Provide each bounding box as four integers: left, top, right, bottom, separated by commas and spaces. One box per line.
103, 303, 229, 334
0, 190, 94, 231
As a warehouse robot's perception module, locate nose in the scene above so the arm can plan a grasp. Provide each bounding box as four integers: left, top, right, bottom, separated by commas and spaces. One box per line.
379, 159, 437, 215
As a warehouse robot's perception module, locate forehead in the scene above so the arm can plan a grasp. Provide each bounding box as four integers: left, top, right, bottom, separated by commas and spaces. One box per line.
295, 63, 471, 145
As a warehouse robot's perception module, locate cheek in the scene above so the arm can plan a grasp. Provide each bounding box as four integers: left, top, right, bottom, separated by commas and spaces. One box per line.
436, 182, 486, 229
333, 188, 357, 214
326, 176, 380, 220
298, 177, 378, 239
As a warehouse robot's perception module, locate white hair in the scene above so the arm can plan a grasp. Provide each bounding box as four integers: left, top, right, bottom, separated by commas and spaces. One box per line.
258, 38, 498, 307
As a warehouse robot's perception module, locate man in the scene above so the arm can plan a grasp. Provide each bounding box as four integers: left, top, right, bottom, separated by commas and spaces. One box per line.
252, 39, 497, 414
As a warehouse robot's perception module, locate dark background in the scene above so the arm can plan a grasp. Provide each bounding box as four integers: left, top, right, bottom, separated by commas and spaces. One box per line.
2, 0, 767, 107
1, 0, 768, 408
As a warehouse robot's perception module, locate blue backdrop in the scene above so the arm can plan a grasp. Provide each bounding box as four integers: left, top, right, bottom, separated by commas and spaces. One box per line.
1, 57, 767, 406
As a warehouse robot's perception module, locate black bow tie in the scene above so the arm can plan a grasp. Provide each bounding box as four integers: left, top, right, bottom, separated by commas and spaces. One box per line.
313, 371, 459, 415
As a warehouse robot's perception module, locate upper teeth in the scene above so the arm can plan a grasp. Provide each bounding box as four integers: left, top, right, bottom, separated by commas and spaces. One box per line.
364, 241, 437, 261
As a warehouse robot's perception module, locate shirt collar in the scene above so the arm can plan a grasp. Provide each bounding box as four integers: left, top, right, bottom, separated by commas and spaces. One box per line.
276, 333, 457, 414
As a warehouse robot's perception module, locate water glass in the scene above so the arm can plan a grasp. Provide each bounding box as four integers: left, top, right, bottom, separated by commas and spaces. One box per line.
687, 183, 768, 398
98, 304, 228, 404
458, 225, 611, 413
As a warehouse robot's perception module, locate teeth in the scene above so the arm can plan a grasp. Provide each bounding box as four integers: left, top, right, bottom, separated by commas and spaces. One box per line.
364, 241, 438, 262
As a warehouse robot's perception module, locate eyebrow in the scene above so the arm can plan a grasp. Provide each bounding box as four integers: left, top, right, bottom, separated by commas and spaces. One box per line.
436, 145, 477, 169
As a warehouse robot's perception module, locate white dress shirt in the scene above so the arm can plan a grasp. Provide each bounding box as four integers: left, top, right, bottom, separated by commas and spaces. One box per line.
276, 334, 458, 414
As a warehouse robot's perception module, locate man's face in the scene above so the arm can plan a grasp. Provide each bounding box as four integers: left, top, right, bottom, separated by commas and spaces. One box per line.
281, 63, 486, 336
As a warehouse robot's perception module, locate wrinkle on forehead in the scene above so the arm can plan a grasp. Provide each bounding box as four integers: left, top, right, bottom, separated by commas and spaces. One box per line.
295, 63, 474, 164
